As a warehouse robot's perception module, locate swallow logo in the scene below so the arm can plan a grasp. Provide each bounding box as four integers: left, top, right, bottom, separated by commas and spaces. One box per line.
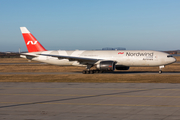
118, 52, 124, 54
27, 41, 37, 45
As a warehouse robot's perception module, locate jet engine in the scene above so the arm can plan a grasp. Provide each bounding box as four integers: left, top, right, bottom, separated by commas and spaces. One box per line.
116, 65, 130, 70
96, 61, 116, 71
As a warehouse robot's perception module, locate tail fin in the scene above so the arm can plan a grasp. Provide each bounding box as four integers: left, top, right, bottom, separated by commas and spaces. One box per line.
20, 27, 47, 52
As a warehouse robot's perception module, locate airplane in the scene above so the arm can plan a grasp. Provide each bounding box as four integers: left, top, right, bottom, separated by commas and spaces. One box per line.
20, 27, 176, 74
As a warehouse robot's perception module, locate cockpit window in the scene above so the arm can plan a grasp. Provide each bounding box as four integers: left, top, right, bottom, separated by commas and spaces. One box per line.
167, 55, 173, 57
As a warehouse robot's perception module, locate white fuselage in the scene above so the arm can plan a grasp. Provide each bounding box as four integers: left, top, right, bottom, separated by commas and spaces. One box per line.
21, 50, 176, 67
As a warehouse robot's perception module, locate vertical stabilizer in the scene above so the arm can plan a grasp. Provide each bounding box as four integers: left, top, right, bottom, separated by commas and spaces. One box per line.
20, 27, 47, 52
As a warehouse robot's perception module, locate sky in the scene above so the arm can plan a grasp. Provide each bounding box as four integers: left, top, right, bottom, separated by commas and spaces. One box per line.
1, 0, 180, 52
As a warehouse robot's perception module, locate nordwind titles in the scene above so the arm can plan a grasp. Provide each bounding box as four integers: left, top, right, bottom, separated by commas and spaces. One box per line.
126, 52, 153, 57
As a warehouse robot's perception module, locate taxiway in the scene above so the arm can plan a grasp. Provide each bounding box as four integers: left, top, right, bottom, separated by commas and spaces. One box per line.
0, 83, 180, 120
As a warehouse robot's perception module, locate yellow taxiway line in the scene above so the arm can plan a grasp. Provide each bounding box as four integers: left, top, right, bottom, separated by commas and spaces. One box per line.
1, 87, 180, 91
0, 93, 180, 98
1, 102, 180, 108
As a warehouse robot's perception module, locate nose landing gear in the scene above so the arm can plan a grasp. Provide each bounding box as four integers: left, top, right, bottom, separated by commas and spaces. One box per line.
159, 65, 164, 74
159, 70, 162, 74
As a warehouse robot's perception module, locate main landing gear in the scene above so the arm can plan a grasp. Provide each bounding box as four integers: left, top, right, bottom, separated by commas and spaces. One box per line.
82, 65, 105, 74
159, 65, 164, 74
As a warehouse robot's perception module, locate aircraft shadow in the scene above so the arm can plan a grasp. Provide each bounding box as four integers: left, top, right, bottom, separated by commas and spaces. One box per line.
74, 71, 180, 74
108, 71, 180, 74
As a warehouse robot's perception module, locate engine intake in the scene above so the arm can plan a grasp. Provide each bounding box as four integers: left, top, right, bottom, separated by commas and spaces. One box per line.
96, 61, 116, 71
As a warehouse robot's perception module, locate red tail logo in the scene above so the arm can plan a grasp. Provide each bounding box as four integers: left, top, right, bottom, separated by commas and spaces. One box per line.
27, 41, 37, 45
20, 27, 47, 52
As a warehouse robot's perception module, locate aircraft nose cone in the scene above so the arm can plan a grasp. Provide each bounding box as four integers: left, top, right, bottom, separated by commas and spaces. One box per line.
166, 57, 176, 64
169, 57, 176, 64
173, 57, 176, 63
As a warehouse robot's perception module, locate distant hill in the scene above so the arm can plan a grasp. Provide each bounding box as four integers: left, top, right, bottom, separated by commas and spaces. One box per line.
163, 50, 180, 54
0, 52, 20, 58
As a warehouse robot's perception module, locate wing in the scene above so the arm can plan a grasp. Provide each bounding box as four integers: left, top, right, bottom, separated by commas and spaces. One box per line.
40, 54, 101, 65
20, 53, 38, 60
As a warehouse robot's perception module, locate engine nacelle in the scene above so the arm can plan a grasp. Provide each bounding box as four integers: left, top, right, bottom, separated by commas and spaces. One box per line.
96, 61, 116, 71
116, 65, 130, 70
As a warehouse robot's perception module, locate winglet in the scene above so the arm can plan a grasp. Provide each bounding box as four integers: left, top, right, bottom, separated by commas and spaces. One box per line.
20, 27, 47, 52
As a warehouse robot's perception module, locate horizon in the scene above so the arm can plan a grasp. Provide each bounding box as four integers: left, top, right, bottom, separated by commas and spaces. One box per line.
1, 48, 180, 53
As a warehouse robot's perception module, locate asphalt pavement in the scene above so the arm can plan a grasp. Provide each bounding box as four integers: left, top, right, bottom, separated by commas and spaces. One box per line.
0, 83, 180, 120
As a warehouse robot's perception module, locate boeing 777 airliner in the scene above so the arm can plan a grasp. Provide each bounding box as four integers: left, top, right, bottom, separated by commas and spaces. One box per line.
20, 27, 176, 74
